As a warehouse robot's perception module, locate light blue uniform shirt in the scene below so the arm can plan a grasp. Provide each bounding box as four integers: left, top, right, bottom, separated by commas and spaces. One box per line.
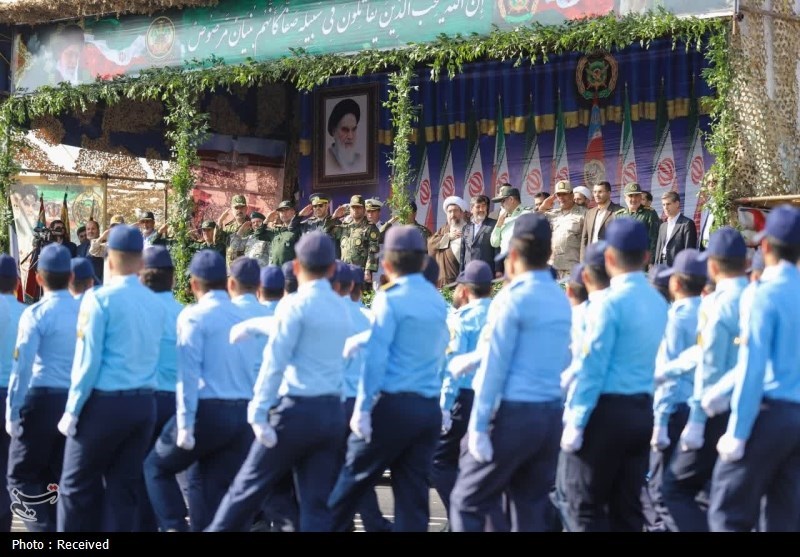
564, 289, 609, 407
343, 302, 372, 400
154, 291, 183, 392
687, 276, 748, 426
0, 293, 23, 389
471, 270, 571, 433
727, 262, 800, 441
232, 293, 274, 379
176, 290, 254, 430
6, 290, 79, 421
249, 279, 352, 424
440, 297, 491, 413
653, 296, 701, 426
566, 272, 668, 429
355, 273, 449, 414
66, 274, 166, 416
260, 299, 280, 312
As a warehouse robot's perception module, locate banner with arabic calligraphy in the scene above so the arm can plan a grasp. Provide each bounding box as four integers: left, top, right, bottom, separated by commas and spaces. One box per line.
12, 0, 733, 92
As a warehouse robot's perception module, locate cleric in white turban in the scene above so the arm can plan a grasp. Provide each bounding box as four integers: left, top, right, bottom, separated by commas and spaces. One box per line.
427, 195, 468, 288
443, 195, 468, 213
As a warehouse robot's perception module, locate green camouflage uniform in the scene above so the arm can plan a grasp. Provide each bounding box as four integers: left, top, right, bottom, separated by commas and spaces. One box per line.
333, 219, 380, 272
223, 219, 252, 266
615, 206, 661, 264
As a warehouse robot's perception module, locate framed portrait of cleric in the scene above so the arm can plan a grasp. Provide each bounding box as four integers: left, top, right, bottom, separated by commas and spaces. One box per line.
313, 83, 378, 189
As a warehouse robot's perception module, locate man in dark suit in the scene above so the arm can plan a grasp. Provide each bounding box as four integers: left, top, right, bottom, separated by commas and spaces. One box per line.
580, 181, 622, 261
460, 195, 498, 275
654, 191, 697, 266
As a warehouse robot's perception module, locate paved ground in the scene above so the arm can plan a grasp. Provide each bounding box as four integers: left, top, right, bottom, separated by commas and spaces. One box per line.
11, 482, 448, 533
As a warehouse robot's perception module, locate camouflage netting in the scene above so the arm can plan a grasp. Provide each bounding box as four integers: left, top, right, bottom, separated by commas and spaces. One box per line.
0, 0, 217, 25
729, 1, 800, 198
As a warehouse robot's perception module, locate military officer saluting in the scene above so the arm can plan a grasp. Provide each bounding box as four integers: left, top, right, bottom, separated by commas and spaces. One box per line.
192, 220, 227, 258
300, 193, 336, 237
244, 212, 271, 267
331, 195, 380, 288
218, 194, 253, 266
262, 201, 302, 267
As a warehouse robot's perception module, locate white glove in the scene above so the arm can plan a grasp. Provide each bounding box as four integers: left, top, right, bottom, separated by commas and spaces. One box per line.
701, 389, 731, 418
467, 431, 493, 463
680, 422, 705, 451
57, 412, 78, 437
251, 422, 277, 448
650, 425, 671, 451
343, 330, 371, 359
5, 419, 22, 438
717, 433, 746, 463
560, 368, 577, 393
176, 428, 195, 451
441, 410, 453, 434
229, 316, 275, 344
447, 351, 482, 379
560, 424, 584, 453
350, 411, 372, 444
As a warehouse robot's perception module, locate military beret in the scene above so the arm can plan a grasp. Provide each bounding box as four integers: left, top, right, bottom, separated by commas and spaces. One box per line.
108, 224, 144, 253
201, 220, 217, 230
422, 255, 439, 285
295, 231, 335, 268
71, 257, 100, 283
0, 254, 18, 278
348, 263, 364, 285
143, 245, 174, 269
282, 260, 297, 284
705, 226, 747, 259
230, 257, 261, 286
380, 225, 425, 255
260, 265, 285, 290
250, 211, 266, 221
584, 241, 607, 268
189, 250, 227, 282
605, 218, 648, 252
38, 244, 71, 273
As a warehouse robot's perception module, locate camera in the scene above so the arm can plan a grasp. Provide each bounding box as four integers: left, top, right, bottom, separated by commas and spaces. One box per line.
32, 226, 54, 247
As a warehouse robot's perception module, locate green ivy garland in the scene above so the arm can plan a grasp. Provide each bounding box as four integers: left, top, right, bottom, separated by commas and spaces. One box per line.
0, 10, 735, 263
163, 85, 208, 303
384, 67, 415, 223
0, 103, 23, 250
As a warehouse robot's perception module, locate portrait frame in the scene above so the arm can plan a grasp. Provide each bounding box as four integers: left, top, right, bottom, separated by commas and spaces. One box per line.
313, 83, 379, 189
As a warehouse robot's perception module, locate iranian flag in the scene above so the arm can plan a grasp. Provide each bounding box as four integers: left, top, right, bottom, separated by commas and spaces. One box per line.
413, 128, 435, 233
491, 99, 510, 196
616, 86, 637, 204
463, 104, 485, 200
650, 86, 678, 220
684, 93, 706, 235
551, 93, 569, 187
436, 119, 456, 230
519, 102, 544, 208
583, 99, 606, 189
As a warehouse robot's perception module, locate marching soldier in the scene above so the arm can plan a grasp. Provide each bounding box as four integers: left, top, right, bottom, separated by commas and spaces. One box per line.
331, 195, 380, 289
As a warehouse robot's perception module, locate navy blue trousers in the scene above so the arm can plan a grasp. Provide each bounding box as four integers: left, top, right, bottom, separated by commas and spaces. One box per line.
328, 392, 441, 532
144, 398, 252, 532
559, 393, 653, 532
660, 411, 729, 532
709, 400, 800, 532
343, 397, 391, 532
207, 396, 344, 532
57, 390, 156, 532
0, 392, 12, 532
450, 400, 562, 532
430, 388, 474, 518
642, 403, 689, 532
7, 389, 68, 532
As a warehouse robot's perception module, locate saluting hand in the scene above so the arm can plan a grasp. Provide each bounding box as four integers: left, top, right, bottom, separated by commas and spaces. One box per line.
299, 204, 313, 218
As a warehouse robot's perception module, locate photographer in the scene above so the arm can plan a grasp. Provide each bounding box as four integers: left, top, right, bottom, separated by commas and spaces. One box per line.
48, 219, 78, 257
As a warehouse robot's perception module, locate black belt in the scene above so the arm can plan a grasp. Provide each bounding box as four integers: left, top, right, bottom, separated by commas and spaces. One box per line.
200, 398, 249, 406
93, 388, 154, 397
27, 387, 68, 395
